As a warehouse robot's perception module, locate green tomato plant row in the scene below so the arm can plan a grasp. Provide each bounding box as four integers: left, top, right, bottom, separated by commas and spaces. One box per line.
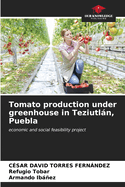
1, 18, 50, 61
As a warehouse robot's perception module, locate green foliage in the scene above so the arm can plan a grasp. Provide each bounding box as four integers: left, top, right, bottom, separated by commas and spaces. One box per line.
1, 18, 50, 46
1, 48, 49, 94
52, 18, 125, 46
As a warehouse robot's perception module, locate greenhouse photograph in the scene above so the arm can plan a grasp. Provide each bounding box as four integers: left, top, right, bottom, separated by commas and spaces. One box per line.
0, 18, 125, 94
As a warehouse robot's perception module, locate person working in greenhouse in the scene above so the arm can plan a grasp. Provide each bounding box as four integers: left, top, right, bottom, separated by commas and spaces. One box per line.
59, 29, 89, 84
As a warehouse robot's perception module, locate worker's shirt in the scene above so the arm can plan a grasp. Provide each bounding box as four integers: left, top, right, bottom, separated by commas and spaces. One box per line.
59, 40, 78, 82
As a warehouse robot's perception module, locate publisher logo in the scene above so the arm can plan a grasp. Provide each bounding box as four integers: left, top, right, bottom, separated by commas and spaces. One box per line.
92, 5, 105, 14
82, 5, 115, 22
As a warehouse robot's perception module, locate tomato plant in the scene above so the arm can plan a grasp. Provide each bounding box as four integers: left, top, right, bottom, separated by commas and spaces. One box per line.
1, 18, 50, 58
52, 19, 125, 46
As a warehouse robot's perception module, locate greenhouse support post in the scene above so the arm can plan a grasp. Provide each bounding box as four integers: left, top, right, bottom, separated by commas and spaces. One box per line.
12, 46, 17, 64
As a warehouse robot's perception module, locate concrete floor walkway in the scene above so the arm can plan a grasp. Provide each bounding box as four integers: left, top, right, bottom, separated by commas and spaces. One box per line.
26, 47, 64, 94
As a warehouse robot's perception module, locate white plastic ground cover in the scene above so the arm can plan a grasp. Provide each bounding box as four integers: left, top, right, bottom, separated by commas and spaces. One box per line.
26, 48, 64, 95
